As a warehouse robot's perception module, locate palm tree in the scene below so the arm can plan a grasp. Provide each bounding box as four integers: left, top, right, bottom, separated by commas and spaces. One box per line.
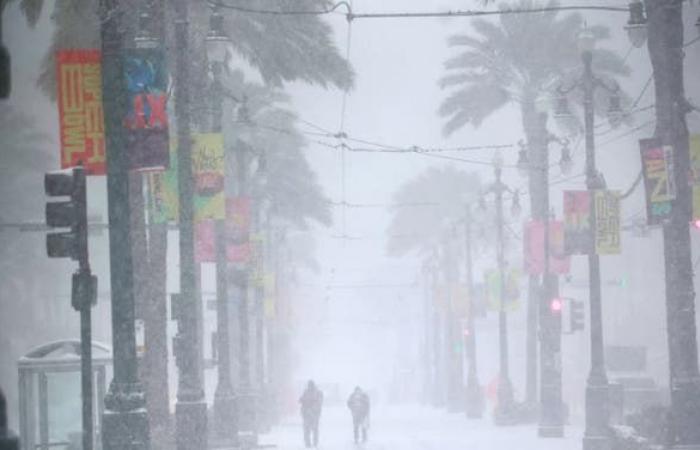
438, 0, 630, 408
386, 166, 482, 257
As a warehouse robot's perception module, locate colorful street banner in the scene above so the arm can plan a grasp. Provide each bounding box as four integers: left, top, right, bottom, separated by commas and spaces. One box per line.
594, 190, 621, 255
195, 220, 216, 263
124, 47, 170, 171
56, 50, 106, 174
484, 268, 520, 312
193, 133, 225, 221
146, 140, 179, 224
226, 197, 251, 263
524, 220, 571, 275
691, 135, 700, 221
564, 191, 592, 255
640, 138, 676, 225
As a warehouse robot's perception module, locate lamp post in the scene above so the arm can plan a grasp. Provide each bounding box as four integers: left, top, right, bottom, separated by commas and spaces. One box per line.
555, 26, 625, 450
518, 97, 571, 438
206, 6, 237, 445
483, 151, 521, 426
99, 1, 150, 449
463, 206, 484, 419
173, 0, 208, 448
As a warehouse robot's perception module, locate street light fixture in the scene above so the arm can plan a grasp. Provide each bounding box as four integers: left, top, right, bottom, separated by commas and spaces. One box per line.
559, 144, 573, 176
625, 1, 648, 48
516, 140, 530, 178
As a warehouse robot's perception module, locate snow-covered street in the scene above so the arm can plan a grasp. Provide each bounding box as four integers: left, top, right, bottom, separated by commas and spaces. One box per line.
260, 405, 582, 450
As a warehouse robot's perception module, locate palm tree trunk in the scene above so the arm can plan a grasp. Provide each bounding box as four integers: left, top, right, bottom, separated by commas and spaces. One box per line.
645, 1, 700, 447
521, 100, 543, 409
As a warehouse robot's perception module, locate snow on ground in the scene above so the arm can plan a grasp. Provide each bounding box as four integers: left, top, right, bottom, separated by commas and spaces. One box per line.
260, 404, 583, 450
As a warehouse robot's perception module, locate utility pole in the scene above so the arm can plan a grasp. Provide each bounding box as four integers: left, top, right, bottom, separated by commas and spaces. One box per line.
99, 1, 150, 449
253, 205, 268, 431
173, 0, 208, 448
464, 209, 483, 418
645, 1, 700, 448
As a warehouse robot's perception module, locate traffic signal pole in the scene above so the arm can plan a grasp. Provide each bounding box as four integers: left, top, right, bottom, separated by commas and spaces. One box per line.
44, 166, 98, 450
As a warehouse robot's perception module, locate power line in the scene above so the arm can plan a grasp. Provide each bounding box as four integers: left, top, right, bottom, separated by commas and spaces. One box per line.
209, 1, 630, 21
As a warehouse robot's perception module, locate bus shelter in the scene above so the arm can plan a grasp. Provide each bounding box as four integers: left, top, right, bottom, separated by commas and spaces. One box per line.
18, 340, 111, 450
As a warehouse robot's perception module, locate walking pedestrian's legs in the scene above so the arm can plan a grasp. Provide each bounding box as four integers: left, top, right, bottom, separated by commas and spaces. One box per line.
303, 420, 312, 448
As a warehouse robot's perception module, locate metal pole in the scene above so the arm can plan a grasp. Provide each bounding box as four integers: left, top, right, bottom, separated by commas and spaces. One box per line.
493, 164, 515, 425
645, 2, 700, 448
253, 207, 267, 431
173, 0, 208, 447
581, 49, 610, 450
210, 61, 237, 445
80, 306, 93, 450
464, 210, 483, 418
99, 1, 150, 448
235, 146, 257, 445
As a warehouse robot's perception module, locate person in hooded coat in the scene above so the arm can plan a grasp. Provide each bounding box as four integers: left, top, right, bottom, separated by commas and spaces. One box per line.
299, 380, 324, 448
347, 386, 370, 444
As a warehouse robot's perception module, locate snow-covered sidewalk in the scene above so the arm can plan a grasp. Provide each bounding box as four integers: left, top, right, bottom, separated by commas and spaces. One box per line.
259, 404, 583, 450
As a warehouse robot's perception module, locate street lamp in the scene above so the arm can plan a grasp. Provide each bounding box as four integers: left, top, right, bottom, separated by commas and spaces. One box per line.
556, 27, 618, 450
625, 1, 648, 49
205, 6, 238, 446
484, 150, 521, 426
517, 95, 570, 438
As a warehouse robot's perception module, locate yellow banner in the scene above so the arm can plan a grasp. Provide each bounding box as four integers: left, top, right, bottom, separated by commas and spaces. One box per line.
691, 135, 700, 221
594, 190, 621, 255
193, 133, 225, 222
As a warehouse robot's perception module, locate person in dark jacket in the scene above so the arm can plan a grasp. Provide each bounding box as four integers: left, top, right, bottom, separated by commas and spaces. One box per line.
299, 380, 324, 448
347, 386, 370, 444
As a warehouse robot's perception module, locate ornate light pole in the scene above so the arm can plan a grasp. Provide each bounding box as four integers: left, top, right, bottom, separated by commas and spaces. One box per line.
99, 1, 150, 448
555, 27, 625, 450
173, 0, 208, 448
517, 98, 572, 438
206, 6, 237, 446
482, 151, 521, 426
463, 206, 484, 419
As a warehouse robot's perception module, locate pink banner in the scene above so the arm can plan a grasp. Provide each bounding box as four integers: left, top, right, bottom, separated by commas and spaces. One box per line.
195, 220, 215, 263
524, 220, 571, 275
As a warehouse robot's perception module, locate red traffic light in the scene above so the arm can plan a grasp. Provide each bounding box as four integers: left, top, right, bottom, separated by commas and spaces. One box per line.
550, 298, 563, 313
692, 219, 700, 229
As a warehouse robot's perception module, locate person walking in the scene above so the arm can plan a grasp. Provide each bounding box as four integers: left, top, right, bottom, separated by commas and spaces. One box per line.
300, 380, 324, 448
347, 386, 370, 444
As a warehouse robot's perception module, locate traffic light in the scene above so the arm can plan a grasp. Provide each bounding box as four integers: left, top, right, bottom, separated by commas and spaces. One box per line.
570, 299, 585, 332
44, 166, 87, 262
550, 297, 563, 314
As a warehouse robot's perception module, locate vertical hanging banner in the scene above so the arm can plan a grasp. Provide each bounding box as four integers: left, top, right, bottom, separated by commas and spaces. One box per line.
194, 220, 216, 263
483, 268, 520, 312
123, 48, 170, 171
250, 232, 265, 286
56, 50, 106, 174
193, 133, 225, 221
226, 197, 251, 263
690, 135, 700, 221
523, 220, 571, 275
146, 140, 179, 224
640, 138, 676, 225
564, 191, 592, 255
594, 190, 622, 255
